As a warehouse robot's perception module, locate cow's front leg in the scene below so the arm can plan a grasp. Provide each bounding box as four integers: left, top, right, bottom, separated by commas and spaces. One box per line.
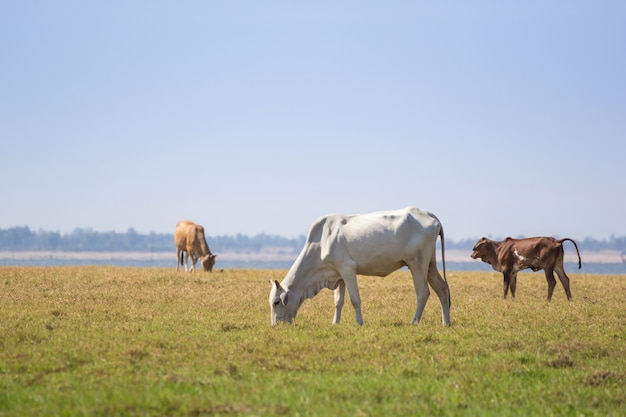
339, 270, 363, 325
503, 272, 513, 299
509, 271, 518, 299
332, 280, 346, 324
189, 256, 196, 272
183, 252, 190, 272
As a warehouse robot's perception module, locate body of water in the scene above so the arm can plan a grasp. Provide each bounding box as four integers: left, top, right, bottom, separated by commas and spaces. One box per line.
0, 256, 624, 275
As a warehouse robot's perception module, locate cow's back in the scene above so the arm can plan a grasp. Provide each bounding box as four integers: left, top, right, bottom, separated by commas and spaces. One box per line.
339, 207, 440, 245
175, 220, 196, 249
188, 224, 211, 256
321, 207, 441, 276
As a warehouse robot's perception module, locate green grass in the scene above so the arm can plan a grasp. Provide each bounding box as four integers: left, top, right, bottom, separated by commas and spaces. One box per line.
1, 266, 625, 416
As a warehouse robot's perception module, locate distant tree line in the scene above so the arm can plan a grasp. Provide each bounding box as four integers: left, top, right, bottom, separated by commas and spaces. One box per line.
1, 226, 625, 253
0, 226, 307, 252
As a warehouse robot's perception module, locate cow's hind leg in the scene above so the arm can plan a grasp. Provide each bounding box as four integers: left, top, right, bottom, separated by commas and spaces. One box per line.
544, 267, 557, 301
427, 258, 451, 326
332, 280, 346, 324
406, 258, 431, 325
553, 264, 572, 300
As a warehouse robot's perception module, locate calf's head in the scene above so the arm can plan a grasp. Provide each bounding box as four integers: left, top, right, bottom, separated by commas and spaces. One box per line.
269, 280, 298, 325
471, 237, 497, 265
201, 254, 217, 272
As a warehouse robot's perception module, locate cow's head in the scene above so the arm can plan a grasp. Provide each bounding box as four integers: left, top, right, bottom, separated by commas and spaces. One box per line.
471, 237, 496, 265
269, 280, 298, 325
201, 254, 217, 272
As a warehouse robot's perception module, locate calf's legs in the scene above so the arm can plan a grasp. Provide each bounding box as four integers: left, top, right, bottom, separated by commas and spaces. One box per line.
503, 271, 514, 299
544, 268, 558, 300
550, 265, 572, 300
502, 271, 519, 299
509, 272, 518, 299
503, 266, 572, 301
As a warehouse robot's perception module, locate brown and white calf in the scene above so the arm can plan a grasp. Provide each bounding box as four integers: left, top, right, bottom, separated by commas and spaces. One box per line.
175, 220, 216, 272
471, 236, 581, 300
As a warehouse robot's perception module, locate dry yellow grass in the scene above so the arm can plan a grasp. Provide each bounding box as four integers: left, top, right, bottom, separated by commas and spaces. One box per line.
1, 266, 625, 416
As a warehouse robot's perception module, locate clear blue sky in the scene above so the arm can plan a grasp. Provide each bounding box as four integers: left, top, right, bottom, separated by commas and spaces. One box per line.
1, 1, 624, 240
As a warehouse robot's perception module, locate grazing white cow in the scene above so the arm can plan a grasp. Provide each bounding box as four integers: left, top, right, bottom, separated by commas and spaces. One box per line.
269, 207, 451, 326
175, 220, 216, 272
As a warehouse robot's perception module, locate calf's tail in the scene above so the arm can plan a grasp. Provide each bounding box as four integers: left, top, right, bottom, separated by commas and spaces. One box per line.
560, 238, 582, 269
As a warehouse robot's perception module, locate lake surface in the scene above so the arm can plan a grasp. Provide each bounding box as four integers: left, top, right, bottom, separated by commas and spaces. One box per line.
1, 255, 624, 274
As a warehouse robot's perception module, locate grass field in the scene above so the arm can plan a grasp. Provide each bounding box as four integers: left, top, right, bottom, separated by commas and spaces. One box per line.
1, 266, 625, 416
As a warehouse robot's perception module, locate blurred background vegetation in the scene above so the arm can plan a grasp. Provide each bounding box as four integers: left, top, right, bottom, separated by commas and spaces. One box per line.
1, 226, 625, 253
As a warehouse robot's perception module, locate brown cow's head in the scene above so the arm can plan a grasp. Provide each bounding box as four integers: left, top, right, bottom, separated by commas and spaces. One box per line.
471, 237, 497, 266
201, 254, 217, 272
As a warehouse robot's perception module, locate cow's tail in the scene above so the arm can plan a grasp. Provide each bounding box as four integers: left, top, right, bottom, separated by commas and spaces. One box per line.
560, 238, 582, 269
438, 224, 451, 309
439, 226, 447, 284
179, 251, 184, 266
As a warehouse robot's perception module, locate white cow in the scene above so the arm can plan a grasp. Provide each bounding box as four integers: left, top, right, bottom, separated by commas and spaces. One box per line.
269, 207, 451, 326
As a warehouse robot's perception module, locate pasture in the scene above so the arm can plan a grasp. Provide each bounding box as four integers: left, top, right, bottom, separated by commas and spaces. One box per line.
1, 266, 625, 416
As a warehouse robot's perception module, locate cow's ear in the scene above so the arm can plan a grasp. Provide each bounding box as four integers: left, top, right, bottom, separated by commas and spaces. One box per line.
280, 291, 288, 306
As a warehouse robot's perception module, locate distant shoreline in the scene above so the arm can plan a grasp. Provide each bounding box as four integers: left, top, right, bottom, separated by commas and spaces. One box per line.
0, 249, 624, 264
0, 250, 296, 262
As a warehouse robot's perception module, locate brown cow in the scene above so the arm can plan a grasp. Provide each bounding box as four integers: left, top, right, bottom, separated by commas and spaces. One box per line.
175, 220, 216, 272
471, 236, 581, 300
